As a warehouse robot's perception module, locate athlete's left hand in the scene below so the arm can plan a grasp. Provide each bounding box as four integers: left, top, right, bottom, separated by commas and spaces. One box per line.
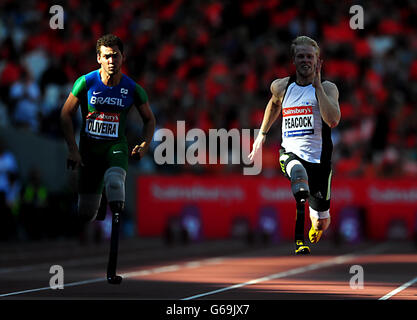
248, 133, 265, 162
131, 141, 147, 160
312, 59, 323, 89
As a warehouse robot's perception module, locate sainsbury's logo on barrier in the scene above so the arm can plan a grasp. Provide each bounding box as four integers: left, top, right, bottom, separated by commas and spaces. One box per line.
331, 187, 354, 202
369, 187, 417, 203
151, 184, 245, 202
259, 186, 292, 201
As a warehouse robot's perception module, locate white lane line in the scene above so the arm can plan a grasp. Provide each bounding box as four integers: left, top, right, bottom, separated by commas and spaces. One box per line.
0, 251, 156, 275
182, 243, 394, 300
184, 261, 202, 269
0, 286, 55, 298
379, 276, 417, 300
0, 243, 393, 299
181, 253, 357, 300
0, 278, 106, 298
0, 249, 231, 275
0, 258, 224, 298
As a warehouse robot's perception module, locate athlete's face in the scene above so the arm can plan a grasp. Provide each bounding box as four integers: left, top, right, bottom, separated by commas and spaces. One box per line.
97, 45, 123, 76
293, 45, 318, 79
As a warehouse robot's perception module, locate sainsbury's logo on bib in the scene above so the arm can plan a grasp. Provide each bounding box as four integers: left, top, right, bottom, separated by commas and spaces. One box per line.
282, 106, 312, 116
283, 105, 314, 137
85, 112, 119, 139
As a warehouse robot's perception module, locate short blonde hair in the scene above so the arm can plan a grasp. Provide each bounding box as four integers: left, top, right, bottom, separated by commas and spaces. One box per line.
290, 36, 320, 58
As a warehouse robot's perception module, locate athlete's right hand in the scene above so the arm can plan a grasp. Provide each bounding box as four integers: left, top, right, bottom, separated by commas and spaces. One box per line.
131, 141, 147, 160
66, 149, 83, 170
248, 133, 265, 162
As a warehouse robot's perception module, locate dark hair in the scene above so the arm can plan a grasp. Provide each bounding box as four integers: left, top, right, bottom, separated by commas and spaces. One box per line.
96, 34, 124, 55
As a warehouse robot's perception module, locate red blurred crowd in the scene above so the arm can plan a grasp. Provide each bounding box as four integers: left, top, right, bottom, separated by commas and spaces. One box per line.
1, 0, 417, 178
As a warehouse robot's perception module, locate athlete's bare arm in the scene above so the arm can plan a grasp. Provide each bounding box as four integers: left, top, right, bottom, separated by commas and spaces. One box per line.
260, 77, 289, 133
316, 81, 340, 128
61, 93, 83, 168
131, 101, 156, 160
312, 60, 340, 128
248, 77, 289, 161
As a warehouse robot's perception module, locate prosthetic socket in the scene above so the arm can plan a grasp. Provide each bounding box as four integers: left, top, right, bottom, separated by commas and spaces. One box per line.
288, 161, 310, 203
104, 167, 126, 214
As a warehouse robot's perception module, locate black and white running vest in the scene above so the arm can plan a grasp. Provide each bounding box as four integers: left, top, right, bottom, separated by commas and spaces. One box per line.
281, 76, 333, 164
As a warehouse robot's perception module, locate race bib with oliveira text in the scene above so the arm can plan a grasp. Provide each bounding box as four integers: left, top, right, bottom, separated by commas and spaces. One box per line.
85, 112, 119, 139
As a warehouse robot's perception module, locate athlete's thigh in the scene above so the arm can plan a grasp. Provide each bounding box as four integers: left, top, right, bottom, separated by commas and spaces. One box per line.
107, 142, 129, 171
78, 151, 106, 194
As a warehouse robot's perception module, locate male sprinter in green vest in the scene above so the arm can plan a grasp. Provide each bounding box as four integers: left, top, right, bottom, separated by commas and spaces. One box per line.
61, 34, 155, 283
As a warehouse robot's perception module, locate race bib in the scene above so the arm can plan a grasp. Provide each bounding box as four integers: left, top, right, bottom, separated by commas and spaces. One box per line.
85, 112, 119, 139
282, 106, 314, 137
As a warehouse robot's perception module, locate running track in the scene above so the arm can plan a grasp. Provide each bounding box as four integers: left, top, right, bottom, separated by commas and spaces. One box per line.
1, 237, 416, 313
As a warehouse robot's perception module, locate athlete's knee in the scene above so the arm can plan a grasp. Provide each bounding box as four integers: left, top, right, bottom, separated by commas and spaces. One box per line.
104, 167, 126, 203
287, 160, 309, 201
78, 194, 102, 222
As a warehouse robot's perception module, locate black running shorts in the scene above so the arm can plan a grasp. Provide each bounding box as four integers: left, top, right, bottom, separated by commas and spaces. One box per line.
279, 149, 332, 212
